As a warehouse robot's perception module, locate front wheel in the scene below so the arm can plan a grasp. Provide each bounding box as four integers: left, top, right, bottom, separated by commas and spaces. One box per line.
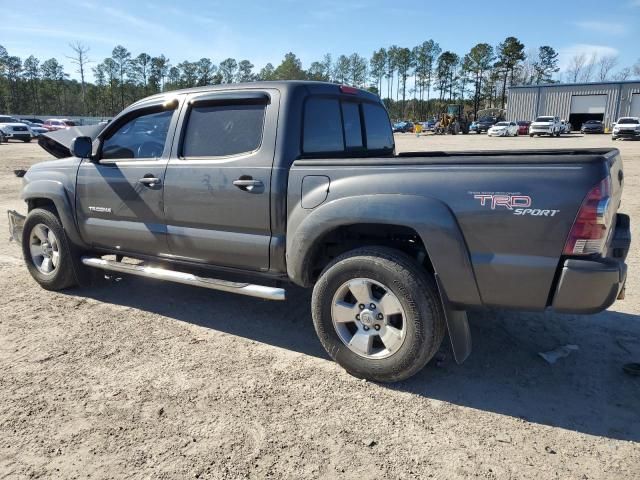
22, 208, 79, 291
311, 247, 446, 382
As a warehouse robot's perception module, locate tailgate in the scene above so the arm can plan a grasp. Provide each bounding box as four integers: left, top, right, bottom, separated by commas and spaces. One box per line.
607, 149, 624, 219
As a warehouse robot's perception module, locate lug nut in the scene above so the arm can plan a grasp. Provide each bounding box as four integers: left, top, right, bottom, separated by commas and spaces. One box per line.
359, 304, 365, 310
374, 324, 381, 331
363, 326, 370, 331
356, 314, 360, 320
377, 313, 383, 320
370, 303, 376, 309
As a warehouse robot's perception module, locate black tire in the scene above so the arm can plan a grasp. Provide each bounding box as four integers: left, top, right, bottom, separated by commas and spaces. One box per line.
311, 246, 446, 383
22, 207, 79, 291
529, 134, 534, 137
23, 138, 32, 143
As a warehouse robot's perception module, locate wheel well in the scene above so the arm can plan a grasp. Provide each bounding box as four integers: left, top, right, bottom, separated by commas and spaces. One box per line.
307, 224, 434, 283
28, 198, 58, 215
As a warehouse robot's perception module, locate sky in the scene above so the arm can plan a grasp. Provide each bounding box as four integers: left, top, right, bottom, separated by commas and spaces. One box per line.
1, 0, 639, 82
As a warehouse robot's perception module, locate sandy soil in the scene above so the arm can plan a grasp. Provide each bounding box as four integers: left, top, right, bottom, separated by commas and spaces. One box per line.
0, 133, 639, 479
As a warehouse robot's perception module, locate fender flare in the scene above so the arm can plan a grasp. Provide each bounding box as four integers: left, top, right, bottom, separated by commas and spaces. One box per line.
22, 179, 85, 248
286, 194, 482, 308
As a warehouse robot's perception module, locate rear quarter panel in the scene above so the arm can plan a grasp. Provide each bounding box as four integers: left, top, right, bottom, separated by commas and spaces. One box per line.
288, 156, 610, 311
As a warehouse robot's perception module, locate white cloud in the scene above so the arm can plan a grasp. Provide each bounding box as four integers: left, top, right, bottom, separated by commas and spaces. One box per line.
558, 44, 619, 71
574, 20, 627, 35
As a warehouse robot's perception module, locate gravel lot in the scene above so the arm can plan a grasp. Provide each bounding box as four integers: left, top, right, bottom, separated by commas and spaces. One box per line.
1, 133, 639, 479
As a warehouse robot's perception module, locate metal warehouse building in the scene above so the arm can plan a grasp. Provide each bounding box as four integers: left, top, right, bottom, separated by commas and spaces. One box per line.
506, 80, 640, 130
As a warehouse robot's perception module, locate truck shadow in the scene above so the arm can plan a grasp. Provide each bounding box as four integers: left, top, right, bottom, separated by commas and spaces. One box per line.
75, 277, 640, 442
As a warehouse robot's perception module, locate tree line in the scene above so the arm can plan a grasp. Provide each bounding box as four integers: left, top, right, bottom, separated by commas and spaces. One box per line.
1, 39, 638, 121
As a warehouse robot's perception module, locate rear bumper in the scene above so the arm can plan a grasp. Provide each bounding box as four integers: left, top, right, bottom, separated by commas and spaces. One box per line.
552, 214, 630, 314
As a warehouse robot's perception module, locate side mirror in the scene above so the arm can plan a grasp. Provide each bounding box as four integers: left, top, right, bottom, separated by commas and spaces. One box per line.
70, 136, 93, 159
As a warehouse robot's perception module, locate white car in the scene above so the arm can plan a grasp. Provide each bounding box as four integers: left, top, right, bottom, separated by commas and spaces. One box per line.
529, 115, 562, 137
487, 121, 518, 137
0, 115, 33, 143
612, 117, 640, 141
20, 120, 48, 137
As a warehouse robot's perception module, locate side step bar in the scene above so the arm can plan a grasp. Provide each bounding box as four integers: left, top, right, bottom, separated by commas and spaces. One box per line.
81, 257, 286, 301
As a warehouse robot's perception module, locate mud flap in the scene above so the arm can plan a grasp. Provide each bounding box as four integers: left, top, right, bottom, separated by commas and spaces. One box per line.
7, 210, 25, 242
435, 274, 472, 364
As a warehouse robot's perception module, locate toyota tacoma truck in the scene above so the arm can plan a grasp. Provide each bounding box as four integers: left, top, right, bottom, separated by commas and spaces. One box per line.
8, 81, 631, 382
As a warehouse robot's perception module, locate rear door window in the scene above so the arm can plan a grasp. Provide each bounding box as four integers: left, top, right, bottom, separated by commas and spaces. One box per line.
182, 103, 266, 157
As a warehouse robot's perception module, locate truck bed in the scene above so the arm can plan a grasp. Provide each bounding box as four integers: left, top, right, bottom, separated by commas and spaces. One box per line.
289, 148, 623, 311
296, 148, 619, 165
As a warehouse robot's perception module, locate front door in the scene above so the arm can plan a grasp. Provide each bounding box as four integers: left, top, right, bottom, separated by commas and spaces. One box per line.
162, 90, 278, 271
76, 103, 179, 256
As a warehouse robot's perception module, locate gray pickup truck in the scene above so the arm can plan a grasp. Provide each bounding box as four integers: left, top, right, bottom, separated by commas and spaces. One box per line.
8, 81, 631, 382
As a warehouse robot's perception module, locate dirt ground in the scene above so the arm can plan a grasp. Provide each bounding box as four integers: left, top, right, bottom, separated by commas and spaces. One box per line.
1, 133, 639, 479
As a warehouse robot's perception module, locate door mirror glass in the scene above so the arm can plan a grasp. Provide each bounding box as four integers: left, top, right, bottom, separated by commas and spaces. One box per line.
71, 136, 93, 159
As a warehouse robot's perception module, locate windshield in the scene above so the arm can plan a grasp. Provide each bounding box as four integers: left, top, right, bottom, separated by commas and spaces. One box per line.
618, 118, 639, 124
494, 122, 509, 126
535, 117, 554, 122
517, 121, 530, 126
586, 120, 601, 124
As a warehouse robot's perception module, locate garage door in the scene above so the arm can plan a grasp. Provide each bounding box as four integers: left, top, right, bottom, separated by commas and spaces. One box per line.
570, 95, 607, 114
631, 94, 640, 117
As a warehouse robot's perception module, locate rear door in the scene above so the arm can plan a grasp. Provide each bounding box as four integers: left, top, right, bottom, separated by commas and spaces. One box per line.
75, 100, 180, 255
163, 89, 278, 271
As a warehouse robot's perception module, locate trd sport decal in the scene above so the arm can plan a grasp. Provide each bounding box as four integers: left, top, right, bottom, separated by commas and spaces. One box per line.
469, 192, 560, 217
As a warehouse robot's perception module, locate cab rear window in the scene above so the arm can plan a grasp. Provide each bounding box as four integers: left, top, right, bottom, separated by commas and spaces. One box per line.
302, 97, 392, 156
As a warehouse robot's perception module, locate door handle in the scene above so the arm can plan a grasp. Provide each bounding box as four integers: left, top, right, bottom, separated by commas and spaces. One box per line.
139, 176, 161, 187
233, 178, 263, 191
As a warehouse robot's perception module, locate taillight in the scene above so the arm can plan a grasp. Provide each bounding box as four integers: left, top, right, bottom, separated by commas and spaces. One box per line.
563, 178, 611, 255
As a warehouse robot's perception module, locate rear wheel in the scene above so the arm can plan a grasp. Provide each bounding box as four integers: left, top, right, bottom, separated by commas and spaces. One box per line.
22, 208, 78, 291
311, 247, 446, 382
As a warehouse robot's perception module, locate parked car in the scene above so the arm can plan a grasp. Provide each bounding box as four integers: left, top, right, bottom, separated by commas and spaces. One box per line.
612, 117, 640, 141
560, 120, 572, 134
20, 120, 48, 137
581, 120, 605, 134
487, 121, 518, 137
470, 116, 497, 134
8, 81, 630, 383
392, 121, 414, 133
516, 121, 531, 135
529, 116, 562, 137
420, 119, 436, 132
43, 119, 77, 131
0, 115, 33, 142
21, 117, 44, 125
